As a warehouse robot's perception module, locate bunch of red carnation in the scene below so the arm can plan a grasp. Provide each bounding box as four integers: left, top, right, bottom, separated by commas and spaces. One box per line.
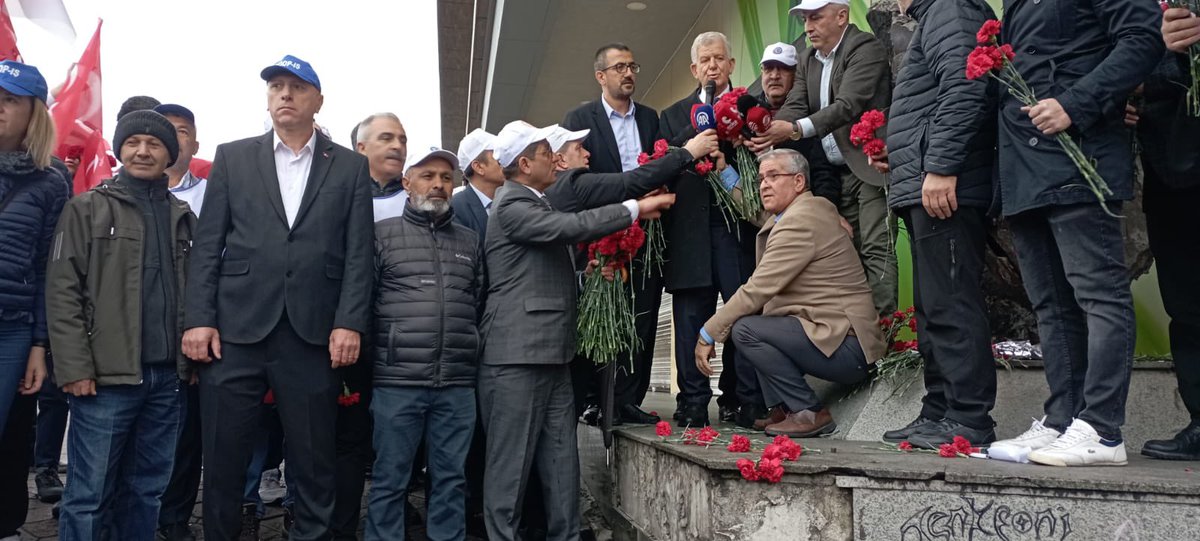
577, 223, 648, 365
337, 383, 361, 407
849, 109, 887, 157
636, 139, 671, 166
938, 436, 980, 458
586, 222, 645, 275
682, 425, 721, 446
736, 435, 803, 484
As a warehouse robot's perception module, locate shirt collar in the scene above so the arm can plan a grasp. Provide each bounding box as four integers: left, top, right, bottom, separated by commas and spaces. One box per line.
520, 183, 546, 199
170, 171, 202, 192
469, 182, 493, 208
601, 95, 636, 120
273, 130, 317, 156
815, 27, 851, 64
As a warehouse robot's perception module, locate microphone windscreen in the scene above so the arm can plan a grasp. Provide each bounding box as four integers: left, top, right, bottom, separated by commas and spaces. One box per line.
746, 106, 774, 135
713, 100, 744, 140
704, 80, 717, 105
691, 103, 716, 132
736, 94, 759, 116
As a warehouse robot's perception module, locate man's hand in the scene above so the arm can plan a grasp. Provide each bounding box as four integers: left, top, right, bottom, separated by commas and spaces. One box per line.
329, 328, 361, 368
63, 379, 97, 397
838, 216, 854, 238
711, 150, 728, 172
1022, 98, 1072, 135
20, 346, 46, 395
636, 193, 676, 220
868, 146, 890, 174
695, 339, 716, 377
182, 327, 222, 362
922, 173, 959, 219
748, 120, 796, 153
1125, 102, 1140, 128
584, 259, 616, 282
683, 129, 720, 160
1164, 7, 1200, 53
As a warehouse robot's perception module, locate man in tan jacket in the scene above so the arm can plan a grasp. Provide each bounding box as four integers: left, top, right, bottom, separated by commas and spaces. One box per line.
695, 148, 885, 437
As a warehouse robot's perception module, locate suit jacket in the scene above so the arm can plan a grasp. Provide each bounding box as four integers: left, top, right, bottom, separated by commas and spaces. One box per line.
659, 89, 757, 292
774, 26, 892, 187
703, 192, 886, 363
545, 148, 693, 213
480, 180, 633, 366
451, 183, 490, 254
184, 131, 375, 346
562, 98, 660, 174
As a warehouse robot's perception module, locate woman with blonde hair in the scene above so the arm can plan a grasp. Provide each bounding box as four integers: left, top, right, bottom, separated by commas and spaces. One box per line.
0, 58, 70, 540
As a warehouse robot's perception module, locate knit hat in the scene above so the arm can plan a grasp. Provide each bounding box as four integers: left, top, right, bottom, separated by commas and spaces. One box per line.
113, 110, 179, 167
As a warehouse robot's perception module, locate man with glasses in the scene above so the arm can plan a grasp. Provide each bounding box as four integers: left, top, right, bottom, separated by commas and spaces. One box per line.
697, 148, 884, 438
562, 43, 664, 427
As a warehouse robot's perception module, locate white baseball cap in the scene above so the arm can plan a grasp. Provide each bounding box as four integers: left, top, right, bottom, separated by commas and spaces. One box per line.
547, 127, 590, 153
790, 0, 850, 13
493, 121, 558, 167
404, 146, 459, 176
457, 128, 495, 172
761, 42, 798, 67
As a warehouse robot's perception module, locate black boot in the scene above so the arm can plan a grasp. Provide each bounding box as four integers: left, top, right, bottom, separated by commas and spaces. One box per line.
1142, 423, 1200, 460
676, 404, 710, 428
736, 404, 768, 430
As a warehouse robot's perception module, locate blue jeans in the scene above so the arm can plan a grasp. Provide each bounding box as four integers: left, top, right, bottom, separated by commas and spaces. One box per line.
1009, 202, 1136, 440
59, 364, 183, 541
0, 320, 32, 436
367, 386, 475, 541
34, 362, 70, 470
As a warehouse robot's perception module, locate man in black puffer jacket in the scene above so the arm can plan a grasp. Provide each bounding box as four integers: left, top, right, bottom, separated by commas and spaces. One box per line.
878, 0, 998, 449
365, 147, 483, 541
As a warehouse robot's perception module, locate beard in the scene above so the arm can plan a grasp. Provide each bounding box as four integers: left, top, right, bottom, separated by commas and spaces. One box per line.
412, 193, 450, 216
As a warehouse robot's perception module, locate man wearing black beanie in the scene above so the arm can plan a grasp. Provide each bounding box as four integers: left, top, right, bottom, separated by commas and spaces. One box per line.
47, 109, 197, 540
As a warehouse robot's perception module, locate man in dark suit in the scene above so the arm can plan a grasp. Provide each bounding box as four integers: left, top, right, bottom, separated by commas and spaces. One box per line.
478, 121, 674, 541
562, 43, 665, 425
751, 0, 896, 317
658, 31, 758, 427
182, 55, 374, 541
451, 128, 501, 254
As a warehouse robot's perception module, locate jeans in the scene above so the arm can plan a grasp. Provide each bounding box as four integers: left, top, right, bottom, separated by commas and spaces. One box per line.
903, 207, 997, 430
34, 371, 70, 470
366, 386, 475, 541
59, 363, 183, 541
1009, 202, 1135, 440
0, 320, 32, 436
243, 403, 288, 518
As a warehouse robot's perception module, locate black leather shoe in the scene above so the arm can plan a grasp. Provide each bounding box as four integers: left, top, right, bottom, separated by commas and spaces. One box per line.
736, 404, 768, 429
157, 522, 196, 541
676, 404, 710, 427
718, 405, 739, 423
580, 404, 601, 426
618, 404, 660, 424
1142, 423, 1200, 460
882, 415, 937, 443
906, 418, 997, 450
238, 503, 260, 541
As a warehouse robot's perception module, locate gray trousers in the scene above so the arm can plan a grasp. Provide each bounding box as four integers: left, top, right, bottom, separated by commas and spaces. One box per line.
839, 169, 898, 316
733, 316, 871, 412
478, 363, 580, 541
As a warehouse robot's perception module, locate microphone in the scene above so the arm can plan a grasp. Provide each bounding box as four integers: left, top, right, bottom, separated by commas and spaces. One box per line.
713, 99, 744, 140
746, 106, 774, 136
704, 80, 717, 106
735, 94, 758, 117
691, 103, 716, 132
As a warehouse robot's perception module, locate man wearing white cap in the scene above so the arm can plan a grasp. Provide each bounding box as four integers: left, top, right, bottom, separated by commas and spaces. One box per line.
451, 128, 503, 252
478, 121, 675, 541
751, 0, 897, 318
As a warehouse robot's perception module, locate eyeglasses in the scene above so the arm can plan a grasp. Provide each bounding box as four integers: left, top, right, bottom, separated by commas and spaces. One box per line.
756, 172, 797, 183
600, 62, 641, 74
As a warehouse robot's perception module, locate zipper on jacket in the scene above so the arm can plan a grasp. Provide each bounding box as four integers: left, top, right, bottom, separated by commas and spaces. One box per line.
430, 222, 446, 387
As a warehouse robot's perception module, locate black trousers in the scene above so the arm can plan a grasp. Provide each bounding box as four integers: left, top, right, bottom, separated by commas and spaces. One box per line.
200, 316, 340, 541
333, 360, 372, 541
672, 224, 753, 408
0, 394, 35, 537
1144, 165, 1200, 422
614, 268, 664, 408
158, 383, 202, 529
902, 206, 997, 430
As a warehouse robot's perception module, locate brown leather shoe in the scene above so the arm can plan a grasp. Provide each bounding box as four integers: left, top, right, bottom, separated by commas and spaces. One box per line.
764, 408, 836, 438
753, 406, 788, 431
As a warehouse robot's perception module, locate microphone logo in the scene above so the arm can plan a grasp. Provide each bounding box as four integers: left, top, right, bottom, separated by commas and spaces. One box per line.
696, 111, 711, 126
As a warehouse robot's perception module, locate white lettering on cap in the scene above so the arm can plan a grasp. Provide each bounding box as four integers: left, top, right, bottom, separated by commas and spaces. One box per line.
276, 60, 302, 70
0, 64, 21, 77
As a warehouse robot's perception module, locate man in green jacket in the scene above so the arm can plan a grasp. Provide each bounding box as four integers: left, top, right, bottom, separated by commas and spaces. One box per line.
47, 110, 196, 541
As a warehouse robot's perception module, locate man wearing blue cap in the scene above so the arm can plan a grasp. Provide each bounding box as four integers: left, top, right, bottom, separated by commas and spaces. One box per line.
182, 54, 374, 541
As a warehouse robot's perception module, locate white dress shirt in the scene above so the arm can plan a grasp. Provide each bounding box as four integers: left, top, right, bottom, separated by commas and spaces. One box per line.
469, 183, 494, 215
798, 28, 849, 166
601, 95, 642, 172
273, 131, 317, 228
169, 171, 207, 217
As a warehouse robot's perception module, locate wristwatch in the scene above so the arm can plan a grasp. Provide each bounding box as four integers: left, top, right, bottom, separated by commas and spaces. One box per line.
789, 122, 803, 141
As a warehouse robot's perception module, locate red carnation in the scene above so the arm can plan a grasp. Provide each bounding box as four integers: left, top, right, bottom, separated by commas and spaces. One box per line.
860, 109, 886, 131
682, 428, 699, 444
772, 435, 803, 460
976, 19, 1002, 45
337, 392, 361, 407
898, 441, 914, 452
263, 389, 275, 405
939, 443, 959, 457
908, 317, 918, 333
906, 306, 916, 314
998, 44, 1015, 62
863, 139, 886, 158
694, 159, 714, 176
727, 435, 751, 453
951, 435, 979, 455
637, 152, 650, 166
653, 138, 669, 159
966, 46, 998, 80
761, 443, 784, 462
879, 317, 893, 328
697, 426, 720, 445
655, 421, 673, 438
758, 457, 785, 484
736, 458, 760, 481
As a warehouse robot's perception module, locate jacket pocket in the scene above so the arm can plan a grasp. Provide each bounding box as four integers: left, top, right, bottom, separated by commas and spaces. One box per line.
220, 259, 249, 276
524, 297, 566, 313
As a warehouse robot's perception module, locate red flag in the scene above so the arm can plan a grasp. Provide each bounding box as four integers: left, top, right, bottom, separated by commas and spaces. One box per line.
49, 20, 105, 194
0, 4, 21, 61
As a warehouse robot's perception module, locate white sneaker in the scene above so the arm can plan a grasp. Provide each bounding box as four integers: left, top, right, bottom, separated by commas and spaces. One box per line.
258, 468, 287, 504
987, 417, 1062, 462
1027, 418, 1128, 467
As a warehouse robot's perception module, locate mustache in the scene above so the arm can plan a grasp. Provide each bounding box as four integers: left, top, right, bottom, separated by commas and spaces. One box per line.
385, 151, 405, 160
